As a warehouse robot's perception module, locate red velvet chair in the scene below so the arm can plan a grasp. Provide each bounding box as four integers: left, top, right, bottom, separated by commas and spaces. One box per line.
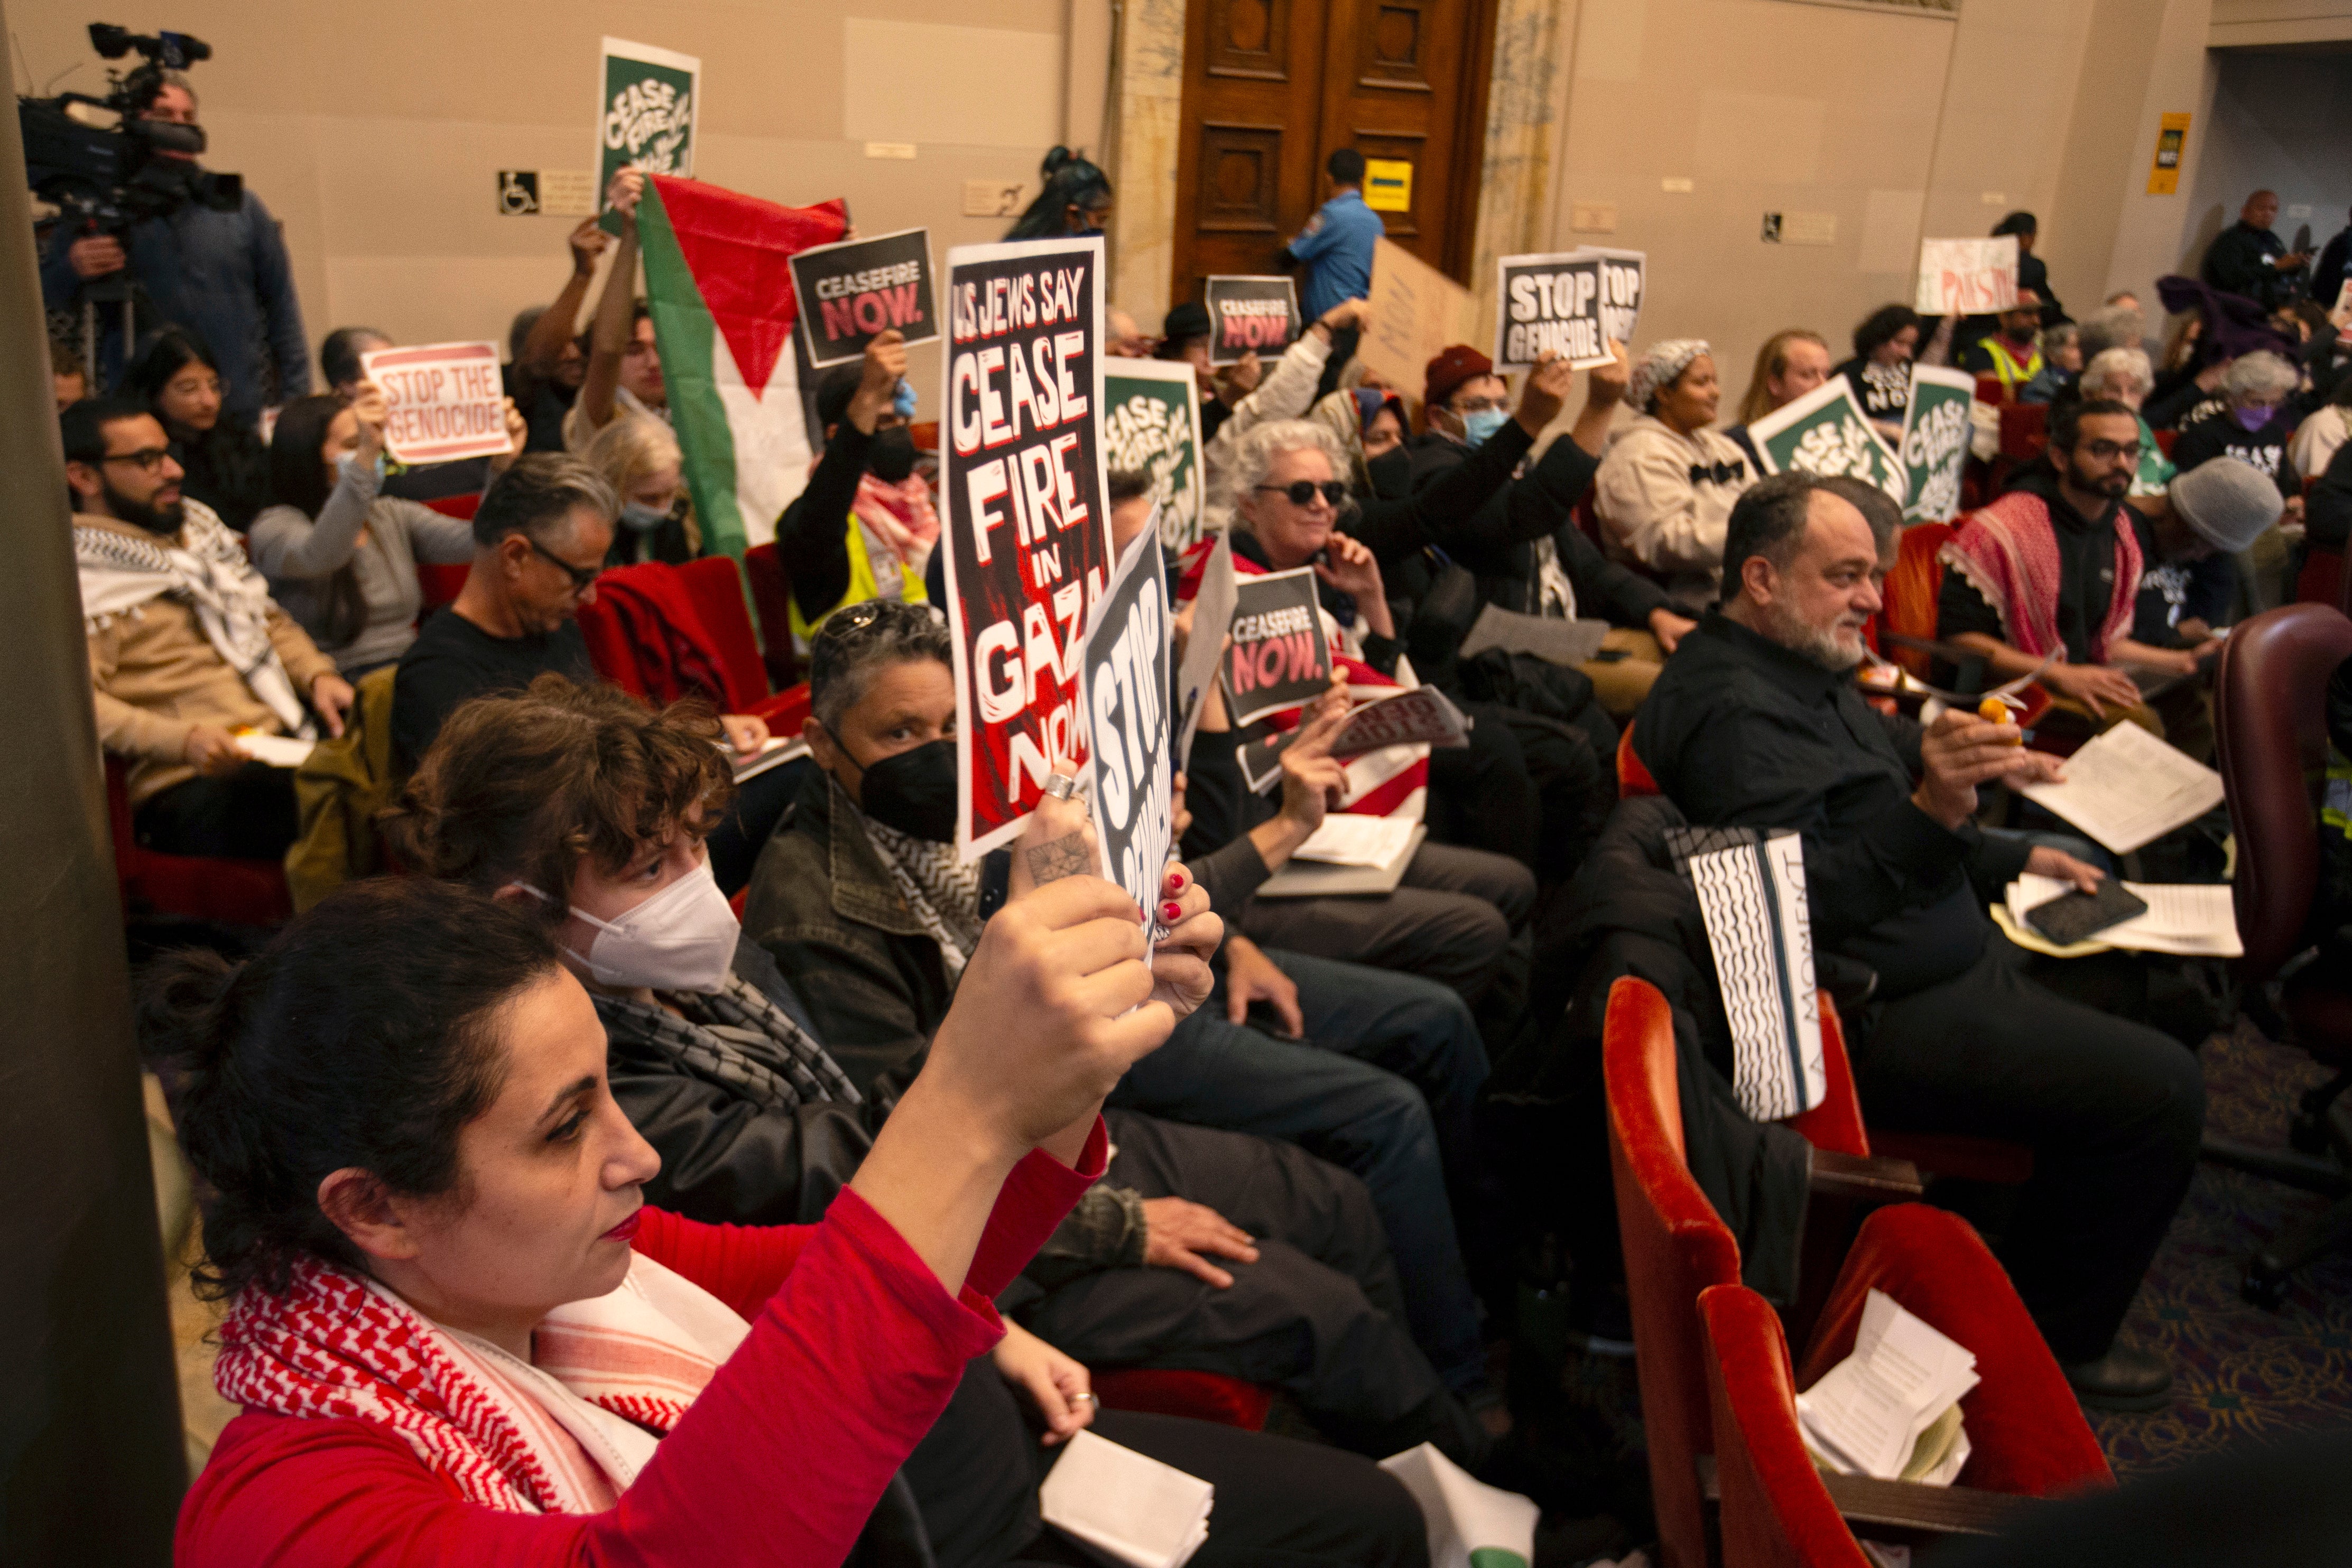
1973, 376, 2007, 406
1997, 403, 2048, 464
1877, 522, 1953, 682
1606, 978, 2050, 1567
740, 543, 802, 690
1701, 1235, 2110, 1568
576, 559, 810, 728
2211, 605, 2352, 1304
106, 757, 293, 927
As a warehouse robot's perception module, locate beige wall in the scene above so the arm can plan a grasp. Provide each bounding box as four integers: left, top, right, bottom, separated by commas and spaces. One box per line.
18, 1, 1098, 404
1515, 0, 2235, 417
2182, 48, 2352, 277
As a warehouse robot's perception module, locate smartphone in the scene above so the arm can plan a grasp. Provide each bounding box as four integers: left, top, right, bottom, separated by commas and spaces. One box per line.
2025, 880, 2147, 945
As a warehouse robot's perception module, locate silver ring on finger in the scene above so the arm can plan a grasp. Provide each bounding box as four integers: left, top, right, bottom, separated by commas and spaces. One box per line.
1044, 772, 1080, 800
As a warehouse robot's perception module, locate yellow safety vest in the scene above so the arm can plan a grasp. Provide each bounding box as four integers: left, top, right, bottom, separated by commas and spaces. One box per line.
787, 513, 929, 647
1982, 337, 2043, 395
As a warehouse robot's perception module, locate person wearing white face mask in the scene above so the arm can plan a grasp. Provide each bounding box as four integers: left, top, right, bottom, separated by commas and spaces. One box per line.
585, 413, 703, 568
391, 673, 1439, 1562
250, 386, 523, 676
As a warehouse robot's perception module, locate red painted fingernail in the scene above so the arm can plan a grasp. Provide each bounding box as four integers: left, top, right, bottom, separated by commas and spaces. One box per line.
1164, 869, 1186, 891
1161, 901, 1183, 922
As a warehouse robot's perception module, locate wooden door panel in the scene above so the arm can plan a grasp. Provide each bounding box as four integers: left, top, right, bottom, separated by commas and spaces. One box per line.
1173, 0, 1324, 297
1171, 0, 1494, 308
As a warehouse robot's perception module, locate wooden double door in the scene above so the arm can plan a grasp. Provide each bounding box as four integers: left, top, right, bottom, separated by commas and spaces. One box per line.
1171, 0, 1498, 310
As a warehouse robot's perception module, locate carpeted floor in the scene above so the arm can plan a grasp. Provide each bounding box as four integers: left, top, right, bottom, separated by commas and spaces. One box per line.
2090, 1018, 2352, 1475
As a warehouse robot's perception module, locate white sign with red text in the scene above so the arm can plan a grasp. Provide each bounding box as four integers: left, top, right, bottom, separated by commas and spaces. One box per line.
1914, 237, 2019, 316
358, 341, 513, 464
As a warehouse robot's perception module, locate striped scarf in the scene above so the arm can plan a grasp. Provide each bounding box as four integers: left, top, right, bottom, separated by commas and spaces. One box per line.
856, 793, 984, 975
74, 499, 312, 736
593, 970, 863, 1112
213, 1248, 748, 1513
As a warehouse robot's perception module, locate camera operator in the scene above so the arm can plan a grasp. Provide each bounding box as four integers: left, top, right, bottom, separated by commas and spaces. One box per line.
38, 70, 309, 423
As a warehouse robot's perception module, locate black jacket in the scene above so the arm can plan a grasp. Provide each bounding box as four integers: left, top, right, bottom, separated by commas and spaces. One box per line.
597, 935, 885, 1227
2171, 404, 2302, 499
2311, 439, 2352, 552
775, 421, 876, 623
1633, 614, 2029, 1001
1385, 430, 1669, 629
1488, 794, 1812, 1305
2203, 221, 2298, 310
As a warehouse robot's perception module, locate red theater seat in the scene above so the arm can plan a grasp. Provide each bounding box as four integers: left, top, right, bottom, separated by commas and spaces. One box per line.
106, 757, 293, 927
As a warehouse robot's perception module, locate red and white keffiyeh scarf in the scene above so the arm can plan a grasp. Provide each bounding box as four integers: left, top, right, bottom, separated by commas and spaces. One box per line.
1938, 489, 2143, 664
213, 1250, 749, 1513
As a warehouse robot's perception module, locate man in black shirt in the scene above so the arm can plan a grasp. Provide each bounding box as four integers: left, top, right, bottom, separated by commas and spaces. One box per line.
391, 455, 616, 769
1635, 472, 2202, 1406
2201, 190, 2311, 312
1936, 400, 2180, 723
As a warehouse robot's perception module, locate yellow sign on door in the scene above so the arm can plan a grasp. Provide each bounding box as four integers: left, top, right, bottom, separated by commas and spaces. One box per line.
1365, 159, 1413, 214
2147, 113, 2191, 196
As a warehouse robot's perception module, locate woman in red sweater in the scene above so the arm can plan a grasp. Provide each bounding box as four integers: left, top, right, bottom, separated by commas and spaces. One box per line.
154, 861, 1218, 1566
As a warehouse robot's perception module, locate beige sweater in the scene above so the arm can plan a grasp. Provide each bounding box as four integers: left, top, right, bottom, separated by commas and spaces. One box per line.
1594, 415, 1756, 605
80, 513, 339, 807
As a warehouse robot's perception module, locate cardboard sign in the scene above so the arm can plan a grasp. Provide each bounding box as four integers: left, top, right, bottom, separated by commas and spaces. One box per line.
1914, 236, 2018, 316
1747, 377, 1906, 501
1899, 365, 1977, 522
358, 341, 512, 463
597, 38, 699, 233
1360, 238, 1478, 413
1203, 276, 1301, 366
1494, 249, 1644, 371
1081, 525, 1175, 914
789, 227, 939, 369
1172, 528, 1236, 766
1103, 358, 1205, 551
940, 235, 1114, 858
1221, 565, 1330, 728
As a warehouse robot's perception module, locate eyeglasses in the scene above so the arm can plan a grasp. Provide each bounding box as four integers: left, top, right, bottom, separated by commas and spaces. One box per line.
529, 537, 601, 594
100, 446, 178, 473
2080, 440, 2146, 463
1451, 396, 1507, 415
1254, 480, 1349, 508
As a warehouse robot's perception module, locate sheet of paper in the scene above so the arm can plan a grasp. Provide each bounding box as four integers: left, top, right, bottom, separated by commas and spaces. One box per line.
1039, 1430, 1214, 1568
2015, 721, 2225, 853
730, 736, 810, 784
1292, 813, 1419, 868
1796, 1289, 1978, 1481
1330, 686, 1471, 755
1378, 1442, 1541, 1568
1457, 604, 1611, 667
235, 732, 315, 769
2006, 874, 2240, 957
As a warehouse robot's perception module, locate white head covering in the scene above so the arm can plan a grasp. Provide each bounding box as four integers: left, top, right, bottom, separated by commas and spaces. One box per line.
1628, 339, 1711, 415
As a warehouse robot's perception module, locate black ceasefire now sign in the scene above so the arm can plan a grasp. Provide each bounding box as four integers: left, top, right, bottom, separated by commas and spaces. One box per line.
1204, 276, 1301, 366
1220, 565, 1330, 728
791, 227, 939, 368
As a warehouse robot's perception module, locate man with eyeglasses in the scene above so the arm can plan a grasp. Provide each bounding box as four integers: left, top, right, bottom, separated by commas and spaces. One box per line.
390, 455, 615, 771
1936, 399, 2190, 729
67, 398, 349, 859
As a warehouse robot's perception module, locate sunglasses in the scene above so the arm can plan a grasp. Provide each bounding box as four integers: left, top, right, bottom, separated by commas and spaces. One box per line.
1254, 480, 1349, 508
528, 537, 601, 593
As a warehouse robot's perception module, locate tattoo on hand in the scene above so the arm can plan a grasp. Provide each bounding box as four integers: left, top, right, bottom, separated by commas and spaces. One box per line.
1025, 832, 1091, 885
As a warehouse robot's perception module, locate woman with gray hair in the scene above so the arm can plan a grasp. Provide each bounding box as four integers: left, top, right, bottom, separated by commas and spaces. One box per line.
1593, 338, 1754, 602
2172, 350, 2305, 504
2171, 350, 2307, 613
2018, 321, 2084, 405
2079, 347, 2177, 497
1225, 419, 1397, 660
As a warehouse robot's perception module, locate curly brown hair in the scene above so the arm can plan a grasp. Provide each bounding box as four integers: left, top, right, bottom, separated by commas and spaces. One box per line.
384, 674, 736, 910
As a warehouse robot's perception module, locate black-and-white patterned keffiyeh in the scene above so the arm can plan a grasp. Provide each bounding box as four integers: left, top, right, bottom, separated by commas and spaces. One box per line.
852, 785, 985, 975
74, 498, 312, 737
592, 970, 861, 1114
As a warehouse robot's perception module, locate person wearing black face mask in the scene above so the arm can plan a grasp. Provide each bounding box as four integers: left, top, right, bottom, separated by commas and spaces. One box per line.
772, 328, 943, 642
748, 599, 1502, 1468
66, 398, 354, 859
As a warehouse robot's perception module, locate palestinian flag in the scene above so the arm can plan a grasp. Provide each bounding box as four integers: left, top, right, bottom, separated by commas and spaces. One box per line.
637, 175, 847, 556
